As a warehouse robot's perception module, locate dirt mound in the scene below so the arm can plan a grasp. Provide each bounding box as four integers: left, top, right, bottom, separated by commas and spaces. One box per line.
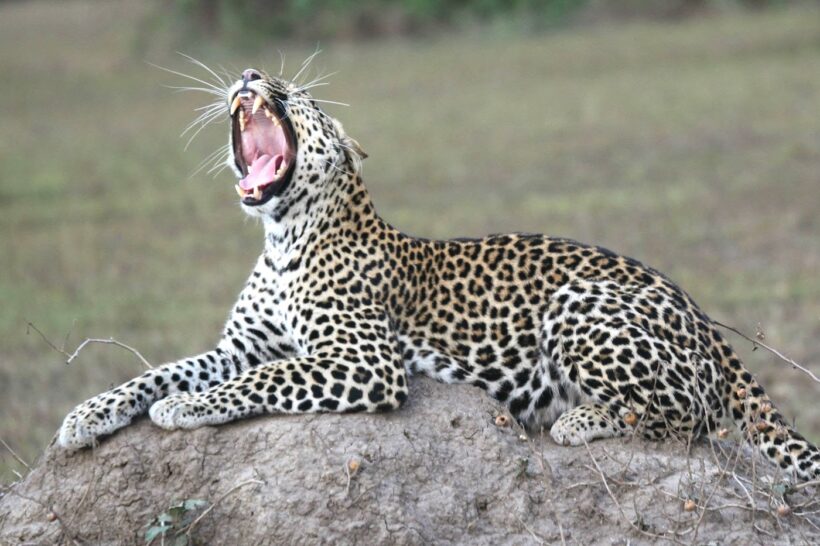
1, 378, 817, 545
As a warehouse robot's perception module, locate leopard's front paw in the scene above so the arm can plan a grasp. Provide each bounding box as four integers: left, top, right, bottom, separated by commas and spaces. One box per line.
58, 408, 98, 450
149, 393, 210, 430
58, 400, 127, 450
58, 389, 148, 449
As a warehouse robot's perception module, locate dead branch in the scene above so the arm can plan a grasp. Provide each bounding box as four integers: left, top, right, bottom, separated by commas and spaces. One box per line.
714, 321, 818, 384
26, 321, 153, 370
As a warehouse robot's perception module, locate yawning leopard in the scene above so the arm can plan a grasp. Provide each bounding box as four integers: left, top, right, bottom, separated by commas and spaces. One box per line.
58, 67, 820, 481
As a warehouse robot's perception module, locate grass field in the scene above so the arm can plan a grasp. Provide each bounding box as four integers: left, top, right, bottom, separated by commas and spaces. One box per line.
1, 1, 818, 482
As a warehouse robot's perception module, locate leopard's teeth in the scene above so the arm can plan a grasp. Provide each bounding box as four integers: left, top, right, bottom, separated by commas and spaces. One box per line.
252, 95, 264, 115
230, 96, 242, 116
264, 108, 279, 126
253, 186, 263, 200
235, 184, 245, 198
239, 113, 246, 132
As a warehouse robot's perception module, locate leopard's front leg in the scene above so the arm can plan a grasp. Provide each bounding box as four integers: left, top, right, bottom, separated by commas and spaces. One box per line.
57, 348, 246, 449
148, 305, 409, 430
57, 253, 299, 449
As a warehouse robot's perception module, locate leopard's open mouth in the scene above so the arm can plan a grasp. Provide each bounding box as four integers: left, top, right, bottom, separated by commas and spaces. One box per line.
230, 89, 296, 207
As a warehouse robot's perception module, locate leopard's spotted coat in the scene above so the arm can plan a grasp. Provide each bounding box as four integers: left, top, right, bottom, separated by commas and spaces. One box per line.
58, 69, 820, 482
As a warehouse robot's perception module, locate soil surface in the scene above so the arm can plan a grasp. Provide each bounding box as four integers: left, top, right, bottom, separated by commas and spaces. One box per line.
1, 378, 818, 545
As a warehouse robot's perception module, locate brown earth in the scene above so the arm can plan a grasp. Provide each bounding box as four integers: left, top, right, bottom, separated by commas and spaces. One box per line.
1, 378, 817, 545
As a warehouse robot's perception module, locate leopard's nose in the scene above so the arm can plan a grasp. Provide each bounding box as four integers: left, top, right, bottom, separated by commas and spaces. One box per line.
242, 68, 262, 83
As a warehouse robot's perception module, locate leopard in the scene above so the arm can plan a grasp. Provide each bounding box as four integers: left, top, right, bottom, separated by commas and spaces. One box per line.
58, 67, 820, 482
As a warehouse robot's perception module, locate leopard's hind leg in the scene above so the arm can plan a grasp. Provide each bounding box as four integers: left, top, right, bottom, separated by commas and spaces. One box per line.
539, 279, 728, 443
549, 403, 627, 446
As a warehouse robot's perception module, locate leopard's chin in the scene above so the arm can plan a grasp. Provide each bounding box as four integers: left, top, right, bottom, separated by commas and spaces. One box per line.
229, 88, 297, 207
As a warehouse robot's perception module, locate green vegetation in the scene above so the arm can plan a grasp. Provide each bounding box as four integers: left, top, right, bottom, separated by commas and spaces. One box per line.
170, 0, 788, 41
144, 498, 208, 545
1, 1, 818, 482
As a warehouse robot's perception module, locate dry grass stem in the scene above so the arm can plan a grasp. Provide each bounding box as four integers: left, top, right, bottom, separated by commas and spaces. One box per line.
0, 438, 30, 472
184, 478, 264, 538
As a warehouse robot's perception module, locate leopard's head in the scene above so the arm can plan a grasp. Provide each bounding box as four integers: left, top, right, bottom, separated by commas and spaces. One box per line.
226, 68, 366, 219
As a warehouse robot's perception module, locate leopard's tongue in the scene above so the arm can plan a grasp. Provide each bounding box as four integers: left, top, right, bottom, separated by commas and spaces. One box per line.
239, 154, 284, 191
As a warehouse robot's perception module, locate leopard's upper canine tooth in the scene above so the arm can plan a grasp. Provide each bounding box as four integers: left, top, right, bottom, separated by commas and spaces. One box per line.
230, 96, 241, 116
252, 95, 264, 115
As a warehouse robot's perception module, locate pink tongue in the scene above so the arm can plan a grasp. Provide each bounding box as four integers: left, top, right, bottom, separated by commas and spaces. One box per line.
239, 154, 282, 191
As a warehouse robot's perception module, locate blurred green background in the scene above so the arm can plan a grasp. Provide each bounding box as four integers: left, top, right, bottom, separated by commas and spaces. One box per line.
1, 0, 818, 482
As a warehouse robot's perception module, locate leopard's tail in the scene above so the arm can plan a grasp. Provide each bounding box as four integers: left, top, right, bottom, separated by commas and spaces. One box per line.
717, 333, 820, 481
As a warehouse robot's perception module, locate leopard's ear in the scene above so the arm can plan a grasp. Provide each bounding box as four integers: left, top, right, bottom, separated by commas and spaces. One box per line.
345, 135, 368, 160
332, 118, 368, 161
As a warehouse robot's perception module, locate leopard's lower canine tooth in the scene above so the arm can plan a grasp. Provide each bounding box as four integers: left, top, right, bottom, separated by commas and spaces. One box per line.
253, 186, 263, 200
230, 96, 241, 116
252, 95, 264, 114
235, 184, 244, 198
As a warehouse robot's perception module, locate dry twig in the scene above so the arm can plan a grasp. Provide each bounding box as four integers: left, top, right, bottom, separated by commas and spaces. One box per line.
791, 479, 820, 492
714, 321, 818, 384
184, 478, 264, 538
0, 437, 31, 472
26, 321, 153, 369
515, 513, 545, 545
582, 440, 676, 543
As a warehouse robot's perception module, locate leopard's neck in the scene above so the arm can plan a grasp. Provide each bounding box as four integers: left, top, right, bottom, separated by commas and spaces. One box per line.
262, 172, 378, 268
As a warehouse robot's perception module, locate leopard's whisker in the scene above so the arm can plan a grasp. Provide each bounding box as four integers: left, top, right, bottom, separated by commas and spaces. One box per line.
208, 156, 233, 176
165, 85, 227, 99
306, 98, 348, 107
293, 71, 337, 94
148, 62, 227, 95
189, 143, 232, 179
291, 47, 322, 85
184, 101, 225, 127
176, 52, 229, 89
181, 102, 225, 140
183, 111, 225, 150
